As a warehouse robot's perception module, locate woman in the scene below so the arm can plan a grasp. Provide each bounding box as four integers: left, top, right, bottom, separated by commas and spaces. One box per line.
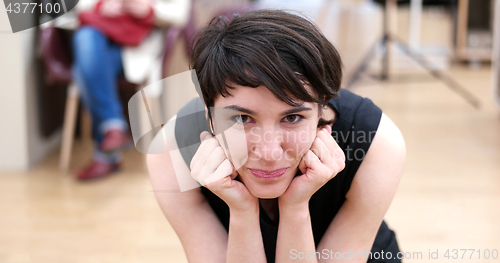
147, 9, 406, 263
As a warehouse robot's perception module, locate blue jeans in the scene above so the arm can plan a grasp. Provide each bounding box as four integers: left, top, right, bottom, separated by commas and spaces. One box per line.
72, 26, 127, 163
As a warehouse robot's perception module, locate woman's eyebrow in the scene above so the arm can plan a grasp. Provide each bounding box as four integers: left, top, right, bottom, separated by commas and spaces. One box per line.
223, 105, 256, 115
223, 105, 312, 115
281, 107, 313, 115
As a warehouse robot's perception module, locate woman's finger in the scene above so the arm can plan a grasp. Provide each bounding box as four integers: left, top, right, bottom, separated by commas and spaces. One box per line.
319, 124, 332, 134
318, 128, 345, 165
214, 159, 235, 179
310, 135, 331, 164
314, 129, 345, 176
229, 169, 238, 180
201, 159, 234, 187
298, 152, 307, 175
316, 128, 336, 154
303, 150, 322, 173
204, 146, 227, 172
190, 133, 218, 170
190, 132, 210, 169
200, 131, 212, 142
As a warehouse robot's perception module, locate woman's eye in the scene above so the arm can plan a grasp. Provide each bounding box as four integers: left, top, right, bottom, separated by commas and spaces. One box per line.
232, 115, 253, 124
283, 115, 303, 124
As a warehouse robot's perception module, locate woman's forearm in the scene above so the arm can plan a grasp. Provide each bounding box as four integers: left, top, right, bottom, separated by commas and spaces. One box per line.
227, 206, 267, 263
276, 202, 317, 263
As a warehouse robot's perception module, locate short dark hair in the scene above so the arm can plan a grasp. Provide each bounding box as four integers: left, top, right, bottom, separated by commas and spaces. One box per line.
190, 9, 342, 122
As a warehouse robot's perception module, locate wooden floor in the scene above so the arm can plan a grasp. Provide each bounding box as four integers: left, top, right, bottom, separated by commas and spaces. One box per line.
1, 1, 500, 262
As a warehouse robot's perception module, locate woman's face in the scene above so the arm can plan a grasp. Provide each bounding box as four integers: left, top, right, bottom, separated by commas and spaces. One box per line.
211, 83, 321, 199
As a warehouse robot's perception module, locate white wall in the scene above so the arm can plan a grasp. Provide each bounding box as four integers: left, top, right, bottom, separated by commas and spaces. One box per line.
0, 7, 62, 171
0, 31, 29, 170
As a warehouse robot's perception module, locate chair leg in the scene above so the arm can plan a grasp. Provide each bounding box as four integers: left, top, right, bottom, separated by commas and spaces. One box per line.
80, 108, 92, 145
59, 83, 80, 172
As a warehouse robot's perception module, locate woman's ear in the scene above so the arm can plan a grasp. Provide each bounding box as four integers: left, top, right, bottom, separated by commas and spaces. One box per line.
317, 104, 335, 131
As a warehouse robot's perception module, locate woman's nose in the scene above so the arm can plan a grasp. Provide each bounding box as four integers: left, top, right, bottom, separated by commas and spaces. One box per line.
251, 127, 284, 162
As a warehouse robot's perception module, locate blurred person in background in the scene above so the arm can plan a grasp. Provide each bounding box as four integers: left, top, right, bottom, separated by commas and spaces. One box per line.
72, 0, 190, 180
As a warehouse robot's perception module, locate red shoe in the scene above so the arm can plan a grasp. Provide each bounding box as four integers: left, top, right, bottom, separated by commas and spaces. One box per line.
77, 160, 120, 181
100, 129, 132, 153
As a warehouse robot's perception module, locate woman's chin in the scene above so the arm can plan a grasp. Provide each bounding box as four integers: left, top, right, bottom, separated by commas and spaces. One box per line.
247, 183, 288, 199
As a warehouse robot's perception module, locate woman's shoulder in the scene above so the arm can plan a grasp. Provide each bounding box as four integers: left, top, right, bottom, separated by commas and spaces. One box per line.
324, 89, 384, 195
329, 89, 382, 156
329, 89, 382, 132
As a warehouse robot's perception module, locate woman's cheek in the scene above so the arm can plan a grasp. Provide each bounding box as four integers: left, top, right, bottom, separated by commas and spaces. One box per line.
282, 129, 315, 161
216, 127, 249, 170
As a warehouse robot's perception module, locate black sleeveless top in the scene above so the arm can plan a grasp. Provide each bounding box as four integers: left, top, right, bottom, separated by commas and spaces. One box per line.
174, 89, 401, 263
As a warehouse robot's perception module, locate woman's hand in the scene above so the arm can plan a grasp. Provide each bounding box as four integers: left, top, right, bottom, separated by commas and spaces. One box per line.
190, 131, 259, 213
279, 125, 345, 208
123, 0, 153, 19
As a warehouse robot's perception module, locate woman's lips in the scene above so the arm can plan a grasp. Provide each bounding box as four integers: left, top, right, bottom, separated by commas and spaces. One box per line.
248, 168, 288, 180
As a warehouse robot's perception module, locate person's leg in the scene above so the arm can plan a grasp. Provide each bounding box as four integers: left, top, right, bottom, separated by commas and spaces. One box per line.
72, 26, 127, 145
72, 26, 128, 179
